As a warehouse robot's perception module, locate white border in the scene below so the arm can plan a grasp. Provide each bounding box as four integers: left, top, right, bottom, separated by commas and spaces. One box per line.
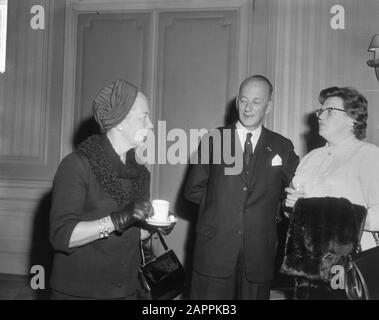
0, 0, 7, 73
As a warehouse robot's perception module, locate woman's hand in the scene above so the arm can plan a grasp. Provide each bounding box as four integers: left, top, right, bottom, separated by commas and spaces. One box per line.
147, 213, 177, 236
158, 213, 177, 235
284, 183, 306, 211
133, 201, 153, 221
111, 200, 153, 233
157, 223, 176, 236
141, 229, 152, 241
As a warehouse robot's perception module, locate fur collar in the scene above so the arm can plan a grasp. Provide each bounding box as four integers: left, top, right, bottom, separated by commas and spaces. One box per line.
77, 134, 150, 208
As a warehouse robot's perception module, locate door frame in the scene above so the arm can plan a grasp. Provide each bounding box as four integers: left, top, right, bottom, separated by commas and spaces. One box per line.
61, 0, 270, 198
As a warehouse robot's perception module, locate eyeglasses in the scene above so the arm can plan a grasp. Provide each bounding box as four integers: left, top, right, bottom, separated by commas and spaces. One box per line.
315, 107, 346, 118
237, 96, 265, 109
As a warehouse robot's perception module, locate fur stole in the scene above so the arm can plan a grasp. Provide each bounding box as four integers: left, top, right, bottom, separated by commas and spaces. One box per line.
77, 135, 150, 208
281, 197, 366, 281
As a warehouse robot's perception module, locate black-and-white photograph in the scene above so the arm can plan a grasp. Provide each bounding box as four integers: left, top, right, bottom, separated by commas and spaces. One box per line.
0, 0, 379, 304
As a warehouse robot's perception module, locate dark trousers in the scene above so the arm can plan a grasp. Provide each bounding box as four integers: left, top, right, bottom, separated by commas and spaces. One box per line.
190, 250, 271, 300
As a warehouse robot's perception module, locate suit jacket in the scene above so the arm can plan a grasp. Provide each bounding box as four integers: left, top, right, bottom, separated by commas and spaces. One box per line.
184, 124, 299, 283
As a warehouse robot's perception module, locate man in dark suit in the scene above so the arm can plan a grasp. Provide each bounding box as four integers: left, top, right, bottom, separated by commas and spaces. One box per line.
184, 75, 299, 300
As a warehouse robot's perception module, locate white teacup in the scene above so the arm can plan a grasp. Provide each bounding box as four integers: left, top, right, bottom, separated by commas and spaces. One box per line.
151, 200, 170, 222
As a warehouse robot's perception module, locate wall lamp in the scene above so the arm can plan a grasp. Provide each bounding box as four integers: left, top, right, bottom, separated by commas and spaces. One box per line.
367, 34, 379, 81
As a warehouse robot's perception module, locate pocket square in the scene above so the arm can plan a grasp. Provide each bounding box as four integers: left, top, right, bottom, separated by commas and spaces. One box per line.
271, 154, 282, 166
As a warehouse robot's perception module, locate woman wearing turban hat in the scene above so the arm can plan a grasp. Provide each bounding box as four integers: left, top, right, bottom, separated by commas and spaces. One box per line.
49, 80, 173, 299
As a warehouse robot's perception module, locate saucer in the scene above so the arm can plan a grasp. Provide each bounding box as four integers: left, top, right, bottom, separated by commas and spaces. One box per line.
146, 216, 178, 226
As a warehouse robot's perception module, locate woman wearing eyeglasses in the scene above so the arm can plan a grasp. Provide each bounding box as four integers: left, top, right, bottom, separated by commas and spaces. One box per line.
284, 86, 379, 299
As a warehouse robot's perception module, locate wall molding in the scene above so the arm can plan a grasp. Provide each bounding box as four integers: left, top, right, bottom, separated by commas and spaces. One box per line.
0, 0, 51, 165
0, 252, 30, 274
66, 0, 249, 11
61, 0, 252, 160
0, 180, 52, 275
0, 179, 52, 200
62, 0, 252, 201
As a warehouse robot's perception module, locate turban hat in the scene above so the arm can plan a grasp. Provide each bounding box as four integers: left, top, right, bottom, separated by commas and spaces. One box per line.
93, 79, 138, 132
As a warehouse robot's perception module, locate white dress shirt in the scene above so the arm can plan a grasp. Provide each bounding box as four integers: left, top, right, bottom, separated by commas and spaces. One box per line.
292, 135, 379, 250
236, 121, 262, 153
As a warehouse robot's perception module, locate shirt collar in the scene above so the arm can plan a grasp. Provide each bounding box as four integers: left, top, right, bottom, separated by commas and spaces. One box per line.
236, 121, 262, 151
236, 121, 262, 136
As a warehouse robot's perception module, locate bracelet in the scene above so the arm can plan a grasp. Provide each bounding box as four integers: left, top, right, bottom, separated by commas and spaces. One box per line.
99, 216, 110, 239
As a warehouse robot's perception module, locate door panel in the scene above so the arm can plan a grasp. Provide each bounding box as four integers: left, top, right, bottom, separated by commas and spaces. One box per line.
75, 12, 151, 143
72, 4, 250, 265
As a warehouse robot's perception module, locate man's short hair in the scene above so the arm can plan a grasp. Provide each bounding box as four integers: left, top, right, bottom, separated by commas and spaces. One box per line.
239, 75, 273, 98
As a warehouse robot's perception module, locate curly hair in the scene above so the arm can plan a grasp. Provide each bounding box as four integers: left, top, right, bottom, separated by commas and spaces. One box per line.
319, 86, 368, 140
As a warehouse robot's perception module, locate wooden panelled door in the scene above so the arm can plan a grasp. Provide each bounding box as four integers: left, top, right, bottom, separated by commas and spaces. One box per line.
74, 12, 152, 145
70, 0, 252, 264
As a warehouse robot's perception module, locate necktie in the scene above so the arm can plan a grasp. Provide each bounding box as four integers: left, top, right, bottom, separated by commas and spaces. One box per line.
244, 132, 253, 167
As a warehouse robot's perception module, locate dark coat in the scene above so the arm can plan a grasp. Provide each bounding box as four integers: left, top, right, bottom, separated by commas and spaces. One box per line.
49, 135, 150, 299
185, 124, 299, 283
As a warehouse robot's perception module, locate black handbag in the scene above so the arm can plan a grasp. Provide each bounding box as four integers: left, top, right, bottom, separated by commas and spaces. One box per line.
345, 233, 379, 300
139, 232, 186, 300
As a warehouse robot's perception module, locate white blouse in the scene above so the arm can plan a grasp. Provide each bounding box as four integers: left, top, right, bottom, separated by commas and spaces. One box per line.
292, 135, 379, 250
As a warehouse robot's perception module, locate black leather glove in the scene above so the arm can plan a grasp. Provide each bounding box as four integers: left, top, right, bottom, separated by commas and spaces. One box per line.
157, 221, 176, 236
111, 200, 152, 233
